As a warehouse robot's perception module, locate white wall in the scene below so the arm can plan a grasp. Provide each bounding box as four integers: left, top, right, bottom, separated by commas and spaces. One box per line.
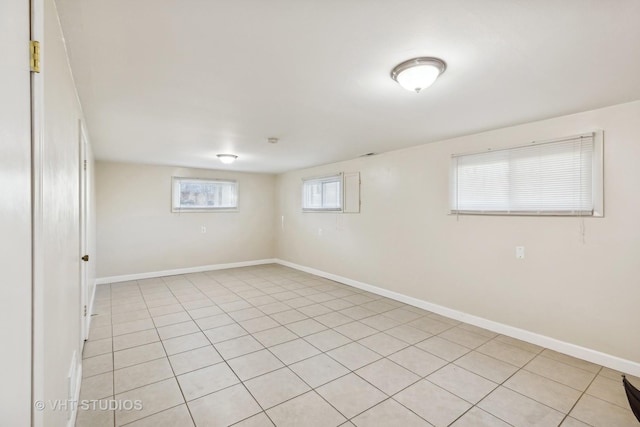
276, 100, 640, 365
0, 0, 33, 424
31, 0, 97, 425
96, 162, 276, 278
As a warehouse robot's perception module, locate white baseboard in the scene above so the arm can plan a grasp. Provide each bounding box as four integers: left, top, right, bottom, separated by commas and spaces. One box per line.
274, 258, 640, 377
95, 259, 277, 285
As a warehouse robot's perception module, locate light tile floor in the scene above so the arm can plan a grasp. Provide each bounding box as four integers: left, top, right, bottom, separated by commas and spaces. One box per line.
76, 264, 639, 427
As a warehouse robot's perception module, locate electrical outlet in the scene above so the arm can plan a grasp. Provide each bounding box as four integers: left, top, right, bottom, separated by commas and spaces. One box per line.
515, 246, 525, 259
201, 226, 207, 233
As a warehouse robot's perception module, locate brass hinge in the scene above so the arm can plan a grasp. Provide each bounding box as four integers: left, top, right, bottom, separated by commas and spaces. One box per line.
83, 305, 87, 317
30, 40, 41, 73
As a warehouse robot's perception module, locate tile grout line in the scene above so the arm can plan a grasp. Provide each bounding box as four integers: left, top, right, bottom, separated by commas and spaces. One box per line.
118, 403, 186, 427
176, 272, 281, 427
557, 365, 602, 427
453, 338, 546, 425
105, 270, 502, 425
158, 273, 254, 426
99, 270, 406, 424
182, 272, 360, 425
341, 310, 544, 426
225, 283, 441, 424
448, 342, 563, 427
196, 274, 293, 427
135, 277, 198, 427
83, 265, 621, 427
215, 273, 382, 424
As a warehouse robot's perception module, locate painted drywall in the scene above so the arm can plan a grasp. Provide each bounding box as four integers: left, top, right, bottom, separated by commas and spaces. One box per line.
31, 0, 97, 425
276, 100, 640, 364
0, 0, 32, 424
96, 162, 276, 278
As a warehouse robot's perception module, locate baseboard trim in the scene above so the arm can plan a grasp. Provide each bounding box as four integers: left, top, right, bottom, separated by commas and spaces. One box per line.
95, 259, 277, 285
274, 258, 640, 377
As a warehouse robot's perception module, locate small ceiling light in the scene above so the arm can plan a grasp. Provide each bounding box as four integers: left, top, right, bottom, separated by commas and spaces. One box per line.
267, 137, 279, 144
217, 154, 238, 164
390, 57, 446, 93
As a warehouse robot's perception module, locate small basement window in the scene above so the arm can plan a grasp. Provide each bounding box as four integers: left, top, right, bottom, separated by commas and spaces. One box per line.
302, 174, 342, 211
172, 177, 238, 212
450, 131, 603, 216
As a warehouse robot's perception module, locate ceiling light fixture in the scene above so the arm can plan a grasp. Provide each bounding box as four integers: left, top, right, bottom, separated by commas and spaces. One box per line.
390, 57, 446, 93
217, 154, 238, 164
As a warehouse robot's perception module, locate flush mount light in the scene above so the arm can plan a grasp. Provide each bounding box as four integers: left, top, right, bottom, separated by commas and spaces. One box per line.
390, 57, 446, 93
217, 154, 238, 164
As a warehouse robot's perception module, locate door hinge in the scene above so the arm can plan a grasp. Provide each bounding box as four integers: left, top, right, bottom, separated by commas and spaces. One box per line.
30, 40, 41, 73
84, 159, 87, 171
83, 305, 87, 317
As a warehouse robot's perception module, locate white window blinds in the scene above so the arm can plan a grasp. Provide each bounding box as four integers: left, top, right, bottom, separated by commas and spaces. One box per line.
302, 174, 342, 211
450, 132, 603, 216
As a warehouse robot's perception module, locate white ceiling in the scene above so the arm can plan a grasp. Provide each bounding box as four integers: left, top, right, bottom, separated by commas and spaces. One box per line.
56, 0, 640, 173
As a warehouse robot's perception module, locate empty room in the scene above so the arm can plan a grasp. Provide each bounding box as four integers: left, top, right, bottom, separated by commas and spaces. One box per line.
3, 0, 640, 426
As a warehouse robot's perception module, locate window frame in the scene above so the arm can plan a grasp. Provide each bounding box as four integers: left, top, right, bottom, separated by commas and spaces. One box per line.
302, 173, 343, 212
171, 176, 239, 213
449, 131, 604, 217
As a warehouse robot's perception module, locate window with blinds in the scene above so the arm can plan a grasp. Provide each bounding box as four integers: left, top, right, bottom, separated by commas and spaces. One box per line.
172, 177, 238, 212
302, 174, 342, 211
450, 132, 603, 216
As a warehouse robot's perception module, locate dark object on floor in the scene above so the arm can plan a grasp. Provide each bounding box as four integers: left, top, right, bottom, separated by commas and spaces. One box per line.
623, 375, 640, 422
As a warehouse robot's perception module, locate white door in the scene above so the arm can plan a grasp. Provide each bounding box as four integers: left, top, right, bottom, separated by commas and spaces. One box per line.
79, 122, 90, 342
0, 0, 33, 424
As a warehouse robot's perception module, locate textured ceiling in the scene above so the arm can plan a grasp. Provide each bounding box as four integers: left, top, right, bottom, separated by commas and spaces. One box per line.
56, 0, 640, 173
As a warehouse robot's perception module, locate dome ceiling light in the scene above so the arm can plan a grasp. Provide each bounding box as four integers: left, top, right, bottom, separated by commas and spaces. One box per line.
217, 154, 238, 164
390, 57, 447, 93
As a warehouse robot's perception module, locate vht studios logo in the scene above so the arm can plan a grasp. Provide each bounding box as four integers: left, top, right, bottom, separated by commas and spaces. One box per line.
34, 399, 143, 411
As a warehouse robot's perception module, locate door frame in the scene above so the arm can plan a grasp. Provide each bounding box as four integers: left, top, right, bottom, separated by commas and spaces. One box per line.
79, 120, 90, 343
0, 0, 35, 424
30, 0, 44, 425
